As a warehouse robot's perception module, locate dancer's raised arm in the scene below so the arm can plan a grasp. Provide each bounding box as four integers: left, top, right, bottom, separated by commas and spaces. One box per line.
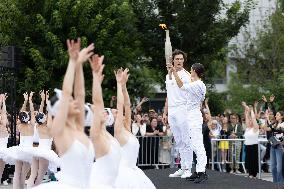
21, 92, 29, 112
89, 55, 105, 138
51, 39, 94, 137
39, 90, 45, 113
74, 38, 86, 131
121, 68, 131, 132
1, 93, 8, 126
114, 69, 125, 134
29, 91, 36, 126
46, 91, 52, 129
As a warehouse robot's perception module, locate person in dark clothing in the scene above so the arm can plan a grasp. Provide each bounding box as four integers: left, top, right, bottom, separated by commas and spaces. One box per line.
145, 118, 164, 166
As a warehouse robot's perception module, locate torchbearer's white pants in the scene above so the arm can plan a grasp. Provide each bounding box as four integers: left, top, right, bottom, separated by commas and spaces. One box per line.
187, 109, 207, 173
168, 105, 193, 170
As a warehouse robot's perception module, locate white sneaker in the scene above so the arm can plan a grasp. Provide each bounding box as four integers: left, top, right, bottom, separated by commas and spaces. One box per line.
2, 180, 8, 186
169, 169, 184, 177
181, 170, 192, 179
235, 170, 242, 174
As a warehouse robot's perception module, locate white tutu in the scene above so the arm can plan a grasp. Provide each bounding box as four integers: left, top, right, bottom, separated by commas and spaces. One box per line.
89, 139, 121, 189
115, 135, 156, 189
115, 166, 156, 189
4, 146, 34, 165
3, 136, 34, 165
22, 139, 59, 172
34, 140, 94, 189
0, 136, 8, 161
89, 161, 117, 189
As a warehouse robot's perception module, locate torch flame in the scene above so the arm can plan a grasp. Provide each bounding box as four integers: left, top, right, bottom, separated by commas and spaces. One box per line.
159, 24, 167, 30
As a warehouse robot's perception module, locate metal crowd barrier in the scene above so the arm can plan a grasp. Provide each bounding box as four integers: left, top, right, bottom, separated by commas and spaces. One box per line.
210, 138, 246, 173
136, 136, 174, 168
135, 136, 270, 179
211, 138, 269, 179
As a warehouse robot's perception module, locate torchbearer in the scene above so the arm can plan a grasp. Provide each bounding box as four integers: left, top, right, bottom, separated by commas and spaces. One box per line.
161, 24, 194, 179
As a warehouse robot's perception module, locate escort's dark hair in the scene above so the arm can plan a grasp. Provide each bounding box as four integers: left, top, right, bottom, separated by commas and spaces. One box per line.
172, 49, 187, 63
191, 63, 204, 78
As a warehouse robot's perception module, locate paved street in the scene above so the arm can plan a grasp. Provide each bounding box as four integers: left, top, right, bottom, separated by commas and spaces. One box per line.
0, 172, 274, 188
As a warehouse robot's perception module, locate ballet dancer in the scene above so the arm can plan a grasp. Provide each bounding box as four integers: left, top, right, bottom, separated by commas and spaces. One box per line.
33, 38, 95, 189
115, 68, 156, 189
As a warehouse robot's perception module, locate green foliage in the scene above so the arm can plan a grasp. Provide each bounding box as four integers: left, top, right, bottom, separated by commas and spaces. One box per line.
225, 74, 263, 113
230, 1, 284, 112
207, 91, 226, 116
130, 0, 254, 85
0, 0, 253, 107
0, 0, 154, 104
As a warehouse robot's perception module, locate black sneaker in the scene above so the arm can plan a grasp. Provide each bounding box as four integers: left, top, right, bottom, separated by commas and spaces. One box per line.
194, 172, 208, 183
186, 171, 198, 181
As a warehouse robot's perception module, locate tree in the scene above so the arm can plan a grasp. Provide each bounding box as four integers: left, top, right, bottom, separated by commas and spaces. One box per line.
207, 91, 226, 116
0, 0, 254, 107
230, 1, 284, 111
0, 0, 156, 104
130, 0, 254, 85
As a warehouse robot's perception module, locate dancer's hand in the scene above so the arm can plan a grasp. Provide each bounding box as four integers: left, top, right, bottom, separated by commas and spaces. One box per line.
67, 38, 94, 64
23, 92, 29, 101
4, 93, 8, 101
114, 68, 124, 84
0, 94, 4, 102
40, 90, 45, 100
77, 43, 94, 65
121, 68, 130, 87
67, 38, 81, 62
89, 54, 105, 83
29, 91, 34, 101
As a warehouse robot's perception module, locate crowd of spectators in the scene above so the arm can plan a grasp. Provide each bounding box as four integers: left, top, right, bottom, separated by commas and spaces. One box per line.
2, 94, 284, 185
113, 94, 284, 184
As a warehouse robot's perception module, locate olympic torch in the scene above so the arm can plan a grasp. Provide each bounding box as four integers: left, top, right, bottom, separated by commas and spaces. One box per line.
165, 29, 172, 66
160, 24, 173, 79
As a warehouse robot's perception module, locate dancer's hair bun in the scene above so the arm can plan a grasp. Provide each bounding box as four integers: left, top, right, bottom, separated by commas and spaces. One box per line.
85, 103, 94, 127
47, 88, 62, 117
35, 112, 46, 125
104, 108, 114, 126
19, 111, 30, 124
